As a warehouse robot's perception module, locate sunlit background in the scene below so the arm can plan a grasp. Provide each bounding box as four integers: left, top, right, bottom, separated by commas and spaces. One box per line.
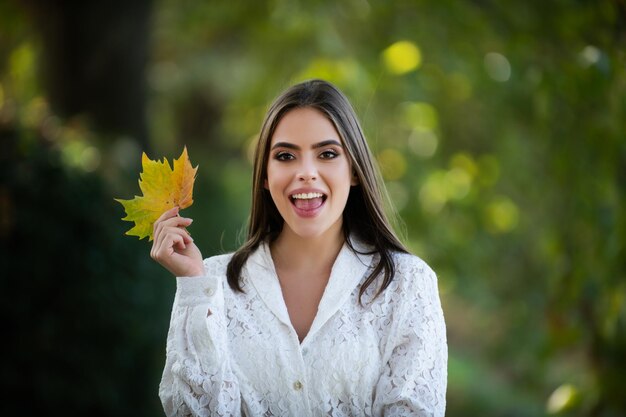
2, 1, 625, 416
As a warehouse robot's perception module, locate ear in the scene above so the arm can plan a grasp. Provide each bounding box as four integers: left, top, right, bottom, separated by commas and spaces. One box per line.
350, 171, 359, 186
264, 178, 269, 189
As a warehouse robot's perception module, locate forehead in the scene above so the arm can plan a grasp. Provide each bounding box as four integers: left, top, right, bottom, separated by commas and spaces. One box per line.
271, 107, 341, 146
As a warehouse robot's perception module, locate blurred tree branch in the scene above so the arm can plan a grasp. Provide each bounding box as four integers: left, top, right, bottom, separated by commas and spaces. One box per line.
22, 0, 153, 150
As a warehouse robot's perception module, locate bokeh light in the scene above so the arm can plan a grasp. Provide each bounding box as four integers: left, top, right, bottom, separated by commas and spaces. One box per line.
383, 40, 422, 75
484, 52, 511, 82
377, 148, 407, 181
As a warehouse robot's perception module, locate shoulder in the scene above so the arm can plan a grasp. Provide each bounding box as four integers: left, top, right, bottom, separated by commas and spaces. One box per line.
389, 251, 439, 298
202, 252, 235, 276
391, 251, 436, 276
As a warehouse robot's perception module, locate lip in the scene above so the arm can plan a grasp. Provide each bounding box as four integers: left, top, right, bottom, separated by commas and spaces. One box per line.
288, 187, 327, 218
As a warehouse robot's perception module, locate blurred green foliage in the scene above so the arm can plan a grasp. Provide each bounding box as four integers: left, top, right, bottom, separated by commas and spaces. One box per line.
1, 0, 625, 416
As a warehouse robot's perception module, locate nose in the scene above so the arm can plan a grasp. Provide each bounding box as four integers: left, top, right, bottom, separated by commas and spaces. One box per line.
297, 158, 318, 182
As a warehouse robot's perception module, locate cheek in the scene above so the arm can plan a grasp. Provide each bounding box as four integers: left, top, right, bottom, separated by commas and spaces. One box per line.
330, 163, 354, 190
265, 164, 288, 196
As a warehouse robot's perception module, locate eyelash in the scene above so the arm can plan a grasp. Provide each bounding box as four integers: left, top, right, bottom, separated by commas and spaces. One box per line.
320, 149, 339, 159
274, 152, 294, 161
273, 149, 339, 161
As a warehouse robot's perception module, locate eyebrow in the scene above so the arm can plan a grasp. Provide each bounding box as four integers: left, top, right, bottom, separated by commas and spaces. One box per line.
271, 139, 343, 150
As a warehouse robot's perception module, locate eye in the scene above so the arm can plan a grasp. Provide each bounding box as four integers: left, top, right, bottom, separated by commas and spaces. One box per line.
319, 149, 339, 159
274, 151, 294, 161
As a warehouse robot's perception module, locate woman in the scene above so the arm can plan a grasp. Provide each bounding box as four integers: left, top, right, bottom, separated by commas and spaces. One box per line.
152, 79, 447, 416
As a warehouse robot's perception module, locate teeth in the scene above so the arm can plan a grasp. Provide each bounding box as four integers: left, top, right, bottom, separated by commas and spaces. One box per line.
291, 192, 324, 200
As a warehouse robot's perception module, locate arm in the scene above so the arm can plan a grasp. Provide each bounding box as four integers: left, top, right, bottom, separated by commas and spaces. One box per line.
159, 265, 243, 417
373, 262, 448, 417
151, 208, 242, 416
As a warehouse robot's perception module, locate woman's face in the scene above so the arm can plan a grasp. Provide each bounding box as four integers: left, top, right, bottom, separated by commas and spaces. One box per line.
265, 107, 357, 241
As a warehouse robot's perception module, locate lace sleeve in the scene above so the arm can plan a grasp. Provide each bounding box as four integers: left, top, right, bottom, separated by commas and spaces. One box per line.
373, 258, 448, 417
159, 259, 242, 417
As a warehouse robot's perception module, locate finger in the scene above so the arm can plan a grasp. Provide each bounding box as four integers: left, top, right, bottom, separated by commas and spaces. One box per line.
150, 231, 163, 260
154, 232, 185, 263
153, 206, 181, 237
156, 206, 180, 224
152, 220, 185, 259
161, 226, 193, 246
151, 219, 170, 259
154, 216, 192, 243
158, 226, 193, 256
150, 228, 161, 259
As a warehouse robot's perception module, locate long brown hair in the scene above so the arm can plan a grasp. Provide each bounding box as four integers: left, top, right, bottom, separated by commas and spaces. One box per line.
226, 79, 408, 303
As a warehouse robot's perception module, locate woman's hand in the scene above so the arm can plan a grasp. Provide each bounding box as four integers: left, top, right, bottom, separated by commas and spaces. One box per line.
150, 206, 204, 277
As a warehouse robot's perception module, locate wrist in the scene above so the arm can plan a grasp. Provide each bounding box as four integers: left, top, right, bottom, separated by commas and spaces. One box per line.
182, 265, 204, 277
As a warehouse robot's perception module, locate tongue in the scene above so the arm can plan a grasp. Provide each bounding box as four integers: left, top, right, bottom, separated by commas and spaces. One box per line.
294, 197, 323, 210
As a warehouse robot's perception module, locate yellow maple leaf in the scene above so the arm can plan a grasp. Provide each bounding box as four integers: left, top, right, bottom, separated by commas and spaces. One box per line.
115, 146, 198, 241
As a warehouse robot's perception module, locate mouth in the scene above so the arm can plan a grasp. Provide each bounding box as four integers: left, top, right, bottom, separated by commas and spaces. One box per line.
289, 192, 327, 211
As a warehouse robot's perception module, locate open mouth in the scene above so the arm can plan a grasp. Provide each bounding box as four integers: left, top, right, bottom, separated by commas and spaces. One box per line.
290, 192, 327, 211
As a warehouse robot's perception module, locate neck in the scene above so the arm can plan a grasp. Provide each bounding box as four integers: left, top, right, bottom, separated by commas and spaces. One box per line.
270, 227, 345, 273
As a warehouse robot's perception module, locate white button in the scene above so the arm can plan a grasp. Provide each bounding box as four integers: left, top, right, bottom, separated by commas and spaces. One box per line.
293, 381, 303, 391
204, 287, 215, 296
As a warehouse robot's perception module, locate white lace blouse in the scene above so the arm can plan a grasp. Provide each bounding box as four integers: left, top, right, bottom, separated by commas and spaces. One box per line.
159, 239, 447, 416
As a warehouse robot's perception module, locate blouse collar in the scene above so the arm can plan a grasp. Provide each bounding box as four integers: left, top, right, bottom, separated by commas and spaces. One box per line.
244, 237, 375, 344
